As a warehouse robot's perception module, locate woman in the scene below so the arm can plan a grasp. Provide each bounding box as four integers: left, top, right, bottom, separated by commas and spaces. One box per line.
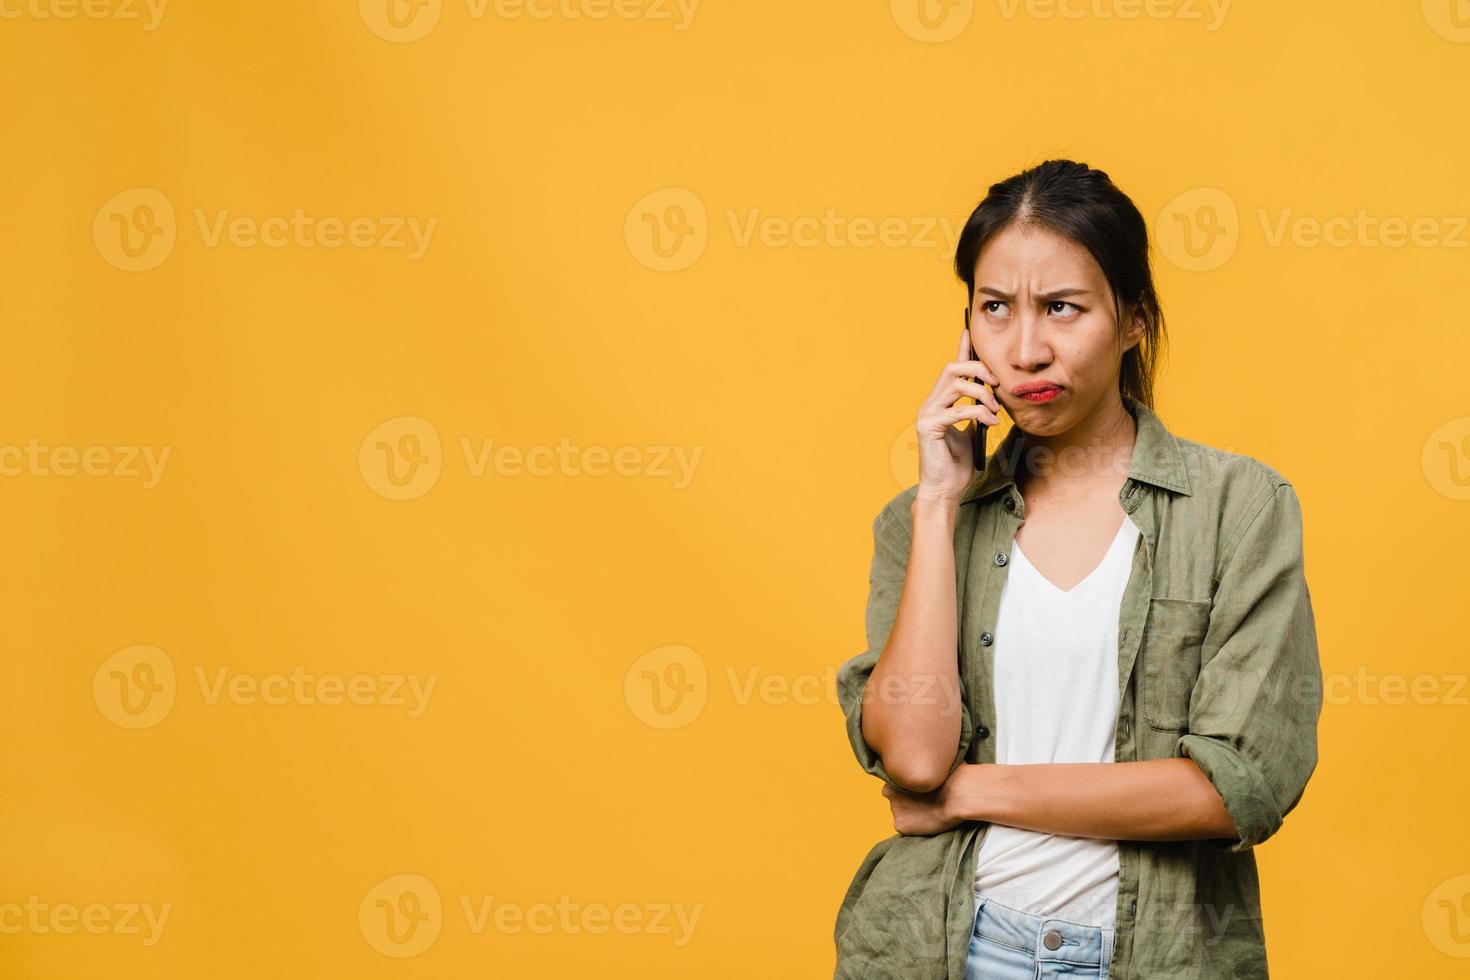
834, 160, 1322, 980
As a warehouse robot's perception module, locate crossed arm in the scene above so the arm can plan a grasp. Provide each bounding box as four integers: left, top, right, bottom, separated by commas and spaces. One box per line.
881, 757, 1241, 842
854, 485, 1319, 849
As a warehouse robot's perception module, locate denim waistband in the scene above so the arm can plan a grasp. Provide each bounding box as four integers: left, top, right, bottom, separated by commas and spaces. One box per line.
972, 893, 1114, 968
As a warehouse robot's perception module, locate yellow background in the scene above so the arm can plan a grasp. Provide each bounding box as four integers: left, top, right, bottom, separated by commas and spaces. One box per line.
3, 0, 1469, 976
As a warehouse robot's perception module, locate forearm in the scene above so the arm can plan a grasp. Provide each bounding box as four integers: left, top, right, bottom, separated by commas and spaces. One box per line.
861, 497, 965, 791
950, 760, 1239, 843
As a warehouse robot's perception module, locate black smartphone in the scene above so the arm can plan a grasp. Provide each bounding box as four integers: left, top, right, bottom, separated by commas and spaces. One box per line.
965, 306, 987, 469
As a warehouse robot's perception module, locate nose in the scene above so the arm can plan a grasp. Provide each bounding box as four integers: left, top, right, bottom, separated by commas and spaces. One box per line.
1010, 310, 1053, 373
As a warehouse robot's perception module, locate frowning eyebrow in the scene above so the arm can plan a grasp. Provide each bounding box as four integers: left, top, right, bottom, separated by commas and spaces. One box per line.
977, 286, 1093, 302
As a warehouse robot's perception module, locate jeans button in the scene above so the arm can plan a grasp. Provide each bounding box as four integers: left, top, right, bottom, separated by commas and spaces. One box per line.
1043, 929, 1063, 950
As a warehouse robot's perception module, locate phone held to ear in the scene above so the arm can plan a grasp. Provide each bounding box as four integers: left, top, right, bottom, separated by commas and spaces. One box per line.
966, 306, 987, 470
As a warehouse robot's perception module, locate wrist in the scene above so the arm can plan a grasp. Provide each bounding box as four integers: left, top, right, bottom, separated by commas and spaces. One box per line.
911, 494, 960, 525
944, 764, 991, 823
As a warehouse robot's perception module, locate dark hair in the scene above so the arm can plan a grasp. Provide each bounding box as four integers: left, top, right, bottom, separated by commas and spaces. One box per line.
952, 159, 1166, 409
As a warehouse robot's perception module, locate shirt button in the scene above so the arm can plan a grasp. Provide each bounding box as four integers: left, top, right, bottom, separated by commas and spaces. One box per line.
980, 631, 993, 646
1043, 929, 1063, 950
995, 552, 1008, 566
1003, 496, 1015, 511
976, 722, 990, 739
1130, 899, 1138, 914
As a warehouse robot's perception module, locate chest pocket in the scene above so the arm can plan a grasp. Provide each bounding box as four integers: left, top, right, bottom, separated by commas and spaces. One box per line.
1140, 597, 1212, 731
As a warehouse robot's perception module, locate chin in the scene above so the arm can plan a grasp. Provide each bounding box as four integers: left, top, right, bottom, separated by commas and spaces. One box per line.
1010, 407, 1070, 438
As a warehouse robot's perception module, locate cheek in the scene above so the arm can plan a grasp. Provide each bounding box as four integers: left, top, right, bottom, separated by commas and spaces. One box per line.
1068, 323, 1123, 376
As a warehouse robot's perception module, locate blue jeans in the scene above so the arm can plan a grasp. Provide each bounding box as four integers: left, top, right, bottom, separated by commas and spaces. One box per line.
964, 894, 1115, 980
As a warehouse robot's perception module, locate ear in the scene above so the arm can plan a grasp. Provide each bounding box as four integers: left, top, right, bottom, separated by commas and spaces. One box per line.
1121, 305, 1146, 351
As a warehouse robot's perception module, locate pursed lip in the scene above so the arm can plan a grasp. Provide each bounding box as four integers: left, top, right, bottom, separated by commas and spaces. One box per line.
1010, 381, 1062, 395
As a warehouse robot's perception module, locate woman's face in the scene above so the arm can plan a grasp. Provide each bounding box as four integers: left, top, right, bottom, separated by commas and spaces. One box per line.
968, 222, 1143, 438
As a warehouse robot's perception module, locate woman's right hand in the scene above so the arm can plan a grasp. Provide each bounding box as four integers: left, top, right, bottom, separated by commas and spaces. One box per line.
914, 327, 1002, 505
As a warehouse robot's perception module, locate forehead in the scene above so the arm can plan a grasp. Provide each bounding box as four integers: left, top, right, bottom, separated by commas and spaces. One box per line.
972, 223, 1106, 287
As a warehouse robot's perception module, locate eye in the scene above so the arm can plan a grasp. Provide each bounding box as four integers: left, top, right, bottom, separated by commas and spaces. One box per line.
980, 300, 1009, 317
1048, 301, 1082, 317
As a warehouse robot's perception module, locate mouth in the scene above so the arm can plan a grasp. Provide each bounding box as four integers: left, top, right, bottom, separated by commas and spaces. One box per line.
1010, 382, 1062, 403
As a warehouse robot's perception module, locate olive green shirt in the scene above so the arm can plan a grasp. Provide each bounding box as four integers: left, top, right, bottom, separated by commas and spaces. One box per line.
834, 396, 1322, 980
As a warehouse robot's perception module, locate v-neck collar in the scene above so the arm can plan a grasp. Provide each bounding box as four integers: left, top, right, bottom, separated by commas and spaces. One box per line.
1009, 516, 1138, 605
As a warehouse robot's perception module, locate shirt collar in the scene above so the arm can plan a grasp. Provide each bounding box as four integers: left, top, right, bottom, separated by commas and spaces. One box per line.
959, 394, 1193, 505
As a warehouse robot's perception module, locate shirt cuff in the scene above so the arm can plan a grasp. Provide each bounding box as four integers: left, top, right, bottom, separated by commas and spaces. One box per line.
1176, 732, 1284, 853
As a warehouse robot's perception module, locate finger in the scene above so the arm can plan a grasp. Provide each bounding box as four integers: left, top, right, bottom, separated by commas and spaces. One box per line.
934, 403, 1002, 429
943, 358, 1000, 388
924, 337, 989, 405
921, 363, 997, 420
952, 378, 1002, 414
934, 399, 1005, 426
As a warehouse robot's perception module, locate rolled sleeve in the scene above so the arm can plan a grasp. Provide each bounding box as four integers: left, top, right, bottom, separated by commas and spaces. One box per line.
1177, 482, 1322, 852
836, 499, 973, 789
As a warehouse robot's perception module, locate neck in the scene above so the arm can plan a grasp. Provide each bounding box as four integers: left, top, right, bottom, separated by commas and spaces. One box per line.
1015, 392, 1137, 490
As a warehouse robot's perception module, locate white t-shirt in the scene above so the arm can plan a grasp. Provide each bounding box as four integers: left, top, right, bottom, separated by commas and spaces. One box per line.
971, 513, 1140, 928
